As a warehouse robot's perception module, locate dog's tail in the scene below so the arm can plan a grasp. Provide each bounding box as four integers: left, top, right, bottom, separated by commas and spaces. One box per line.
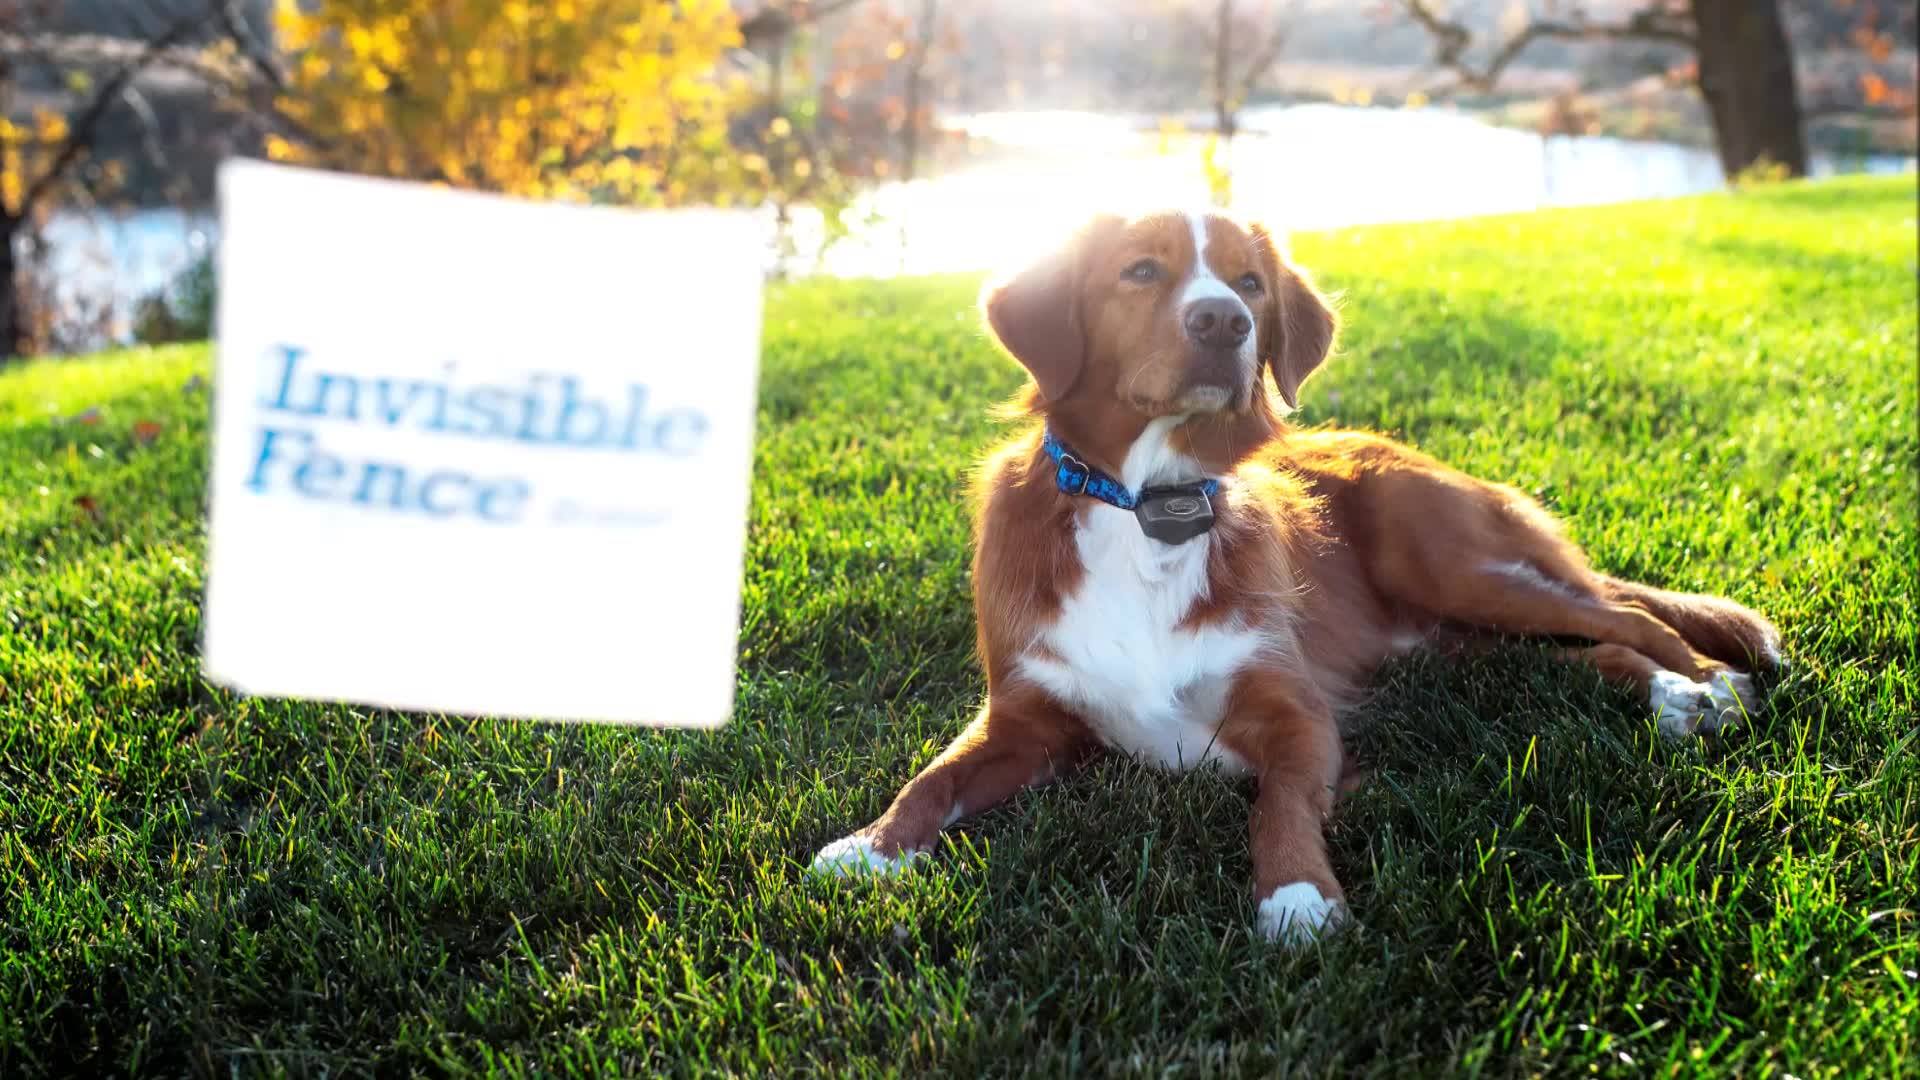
1602, 577, 1782, 672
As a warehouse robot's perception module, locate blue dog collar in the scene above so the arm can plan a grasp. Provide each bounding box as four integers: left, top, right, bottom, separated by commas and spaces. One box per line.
1041, 430, 1220, 511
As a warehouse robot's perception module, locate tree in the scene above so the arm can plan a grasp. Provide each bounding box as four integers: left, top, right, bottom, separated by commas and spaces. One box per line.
1, 0, 260, 358
1788, 0, 1917, 137
1200, 0, 1296, 143
738, 0, 864, 50
898, 0, 941, 183
1399, 0, 1812, 179
268, 0, 750, 205
1182, 0, 1298, 205
802, 0, 958, 184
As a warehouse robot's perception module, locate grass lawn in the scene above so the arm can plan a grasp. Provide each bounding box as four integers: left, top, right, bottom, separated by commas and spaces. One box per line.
3, 176, 1916, 1077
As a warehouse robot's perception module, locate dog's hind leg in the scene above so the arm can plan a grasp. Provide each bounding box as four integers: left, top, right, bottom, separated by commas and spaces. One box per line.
1409, 566, 1764, 737
1598, 576, 1782, 673
1361, 483, 1768, 735
1554, 642, 1758, 737
1401, 555, 1725, 681
1363, 470, 1749, 685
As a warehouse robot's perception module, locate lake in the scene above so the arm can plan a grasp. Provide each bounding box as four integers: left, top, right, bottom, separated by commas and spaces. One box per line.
38, 103, 1915, 348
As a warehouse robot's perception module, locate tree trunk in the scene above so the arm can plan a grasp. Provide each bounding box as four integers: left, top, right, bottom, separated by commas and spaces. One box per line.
1213, 0, 1237, 140
1, 47, 20, 361
1690, 0, 1808, 178
0, 213, 23, 361
900, 0, 938, 183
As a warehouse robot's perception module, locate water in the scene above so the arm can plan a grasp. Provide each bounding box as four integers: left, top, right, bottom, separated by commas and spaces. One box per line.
39, 104, 1914, 347
36, 206, 216, 344
786, 103, 1913, 276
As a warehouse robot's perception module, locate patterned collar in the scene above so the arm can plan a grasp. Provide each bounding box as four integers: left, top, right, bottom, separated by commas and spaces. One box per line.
1040, 430, 1221, 511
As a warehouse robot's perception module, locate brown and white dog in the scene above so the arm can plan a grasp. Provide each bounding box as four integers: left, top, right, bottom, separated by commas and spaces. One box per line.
809, 210, 1779, 944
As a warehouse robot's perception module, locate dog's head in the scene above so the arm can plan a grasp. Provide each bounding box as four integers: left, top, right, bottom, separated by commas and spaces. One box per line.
981, 211, 1336, 468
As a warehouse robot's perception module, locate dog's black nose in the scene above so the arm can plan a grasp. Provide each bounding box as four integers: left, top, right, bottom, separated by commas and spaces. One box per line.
1184, 298, 1252, 349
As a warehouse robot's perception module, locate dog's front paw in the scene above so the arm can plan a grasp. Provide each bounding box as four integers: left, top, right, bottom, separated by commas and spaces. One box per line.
1650, 669, 1758, 738
808, 834, 919, 877
1256, 882, 1347, 947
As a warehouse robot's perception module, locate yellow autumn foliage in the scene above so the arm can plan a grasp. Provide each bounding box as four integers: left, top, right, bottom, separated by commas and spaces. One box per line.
271, 0, 753, 205
1, 110, 82, 217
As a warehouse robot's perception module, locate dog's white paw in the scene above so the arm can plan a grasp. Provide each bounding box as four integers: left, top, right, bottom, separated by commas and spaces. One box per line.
1256, 882, 1347, 947
1705, 670, 1758, 720
1760, 637, 1786, 673
1650, 669, 1757, 738
808, 835, 918, 877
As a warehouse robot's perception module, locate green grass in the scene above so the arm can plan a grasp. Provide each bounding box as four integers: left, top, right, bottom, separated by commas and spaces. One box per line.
3, 175, 1916, 1077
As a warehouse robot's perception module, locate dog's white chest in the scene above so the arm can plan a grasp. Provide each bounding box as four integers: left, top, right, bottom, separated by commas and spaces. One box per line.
1015, 506, 1263, 774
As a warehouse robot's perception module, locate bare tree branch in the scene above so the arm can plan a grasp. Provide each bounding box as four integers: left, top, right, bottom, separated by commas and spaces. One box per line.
119, 83, 172, 173
1235, 1, 1299, 104
1208, 0, 1299, 138
739, 0, 868, 49
1400, 0, 1695, 93
1239, 34, 1290, 100
206, 0, 341, 153
899, 0, 940, 182
1802, 99, 1919, 121
17, 10, 211, 216
212, 0, 288, 92
0, 30, 251, 87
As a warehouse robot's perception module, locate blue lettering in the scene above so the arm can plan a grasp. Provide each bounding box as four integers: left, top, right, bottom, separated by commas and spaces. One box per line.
475, 479, 529, 523
619, 385, 648, 448
292, 448, 345, 497
246, 424, 529, 521
371, 378, 428, 425
555, 376, 608, 446
352, 461, 408, 509
425, 363, 455, 432
247, 426, 313, 490
417, 471, 472, 517
263, 345, 306, 411
313, 373, 361, 421
460, 386, 511, 437
515, 376, 546, 443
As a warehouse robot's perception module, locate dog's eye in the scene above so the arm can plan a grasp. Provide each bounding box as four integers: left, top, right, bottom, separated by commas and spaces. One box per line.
1122, 259, 1162, 284
1235, 273, 1263, 294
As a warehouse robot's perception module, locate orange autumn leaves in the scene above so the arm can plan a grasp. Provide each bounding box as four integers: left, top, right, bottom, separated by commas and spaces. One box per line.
1, 111, 64, 215
2, 110, 126, 220
62, 397, 177, 526
267, 0, 752, 205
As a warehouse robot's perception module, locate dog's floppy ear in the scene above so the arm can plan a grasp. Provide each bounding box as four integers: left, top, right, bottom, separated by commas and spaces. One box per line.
1251, 222, 1337, 410
980, 217, 1111, 402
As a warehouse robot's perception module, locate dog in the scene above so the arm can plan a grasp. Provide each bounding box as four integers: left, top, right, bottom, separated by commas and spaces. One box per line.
809, 210, 1779, 945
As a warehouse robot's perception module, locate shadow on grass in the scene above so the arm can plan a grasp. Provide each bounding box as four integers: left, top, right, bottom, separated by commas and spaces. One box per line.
1328, 285, 1583, 384
1295, 285, 1590, 451
1333, 641, 1822, 890
1738, 177, 1917, 216
0, 389, 210, 575
1700, 234, 1915, 280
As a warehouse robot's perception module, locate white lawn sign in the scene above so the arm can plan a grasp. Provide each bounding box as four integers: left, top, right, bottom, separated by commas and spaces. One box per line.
203, 161, 764, 727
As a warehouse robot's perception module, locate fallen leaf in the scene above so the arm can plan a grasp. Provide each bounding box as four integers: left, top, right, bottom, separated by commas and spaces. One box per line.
74, 495, 102, 521
132, 420, 163, 445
